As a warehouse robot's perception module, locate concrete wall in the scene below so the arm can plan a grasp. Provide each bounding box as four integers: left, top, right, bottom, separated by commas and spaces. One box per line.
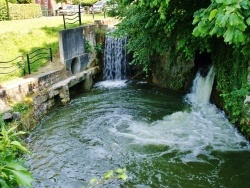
33, 67, 99, 119
59, 27, 89, 75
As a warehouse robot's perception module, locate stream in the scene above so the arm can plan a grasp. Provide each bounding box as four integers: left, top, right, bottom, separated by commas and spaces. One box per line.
26, 77, 250, 187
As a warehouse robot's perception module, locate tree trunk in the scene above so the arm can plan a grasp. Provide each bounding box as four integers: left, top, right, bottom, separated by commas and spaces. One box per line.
5, 0, 9, 20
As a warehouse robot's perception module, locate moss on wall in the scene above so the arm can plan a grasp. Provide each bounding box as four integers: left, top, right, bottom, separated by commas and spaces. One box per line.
151, 52, 195, 92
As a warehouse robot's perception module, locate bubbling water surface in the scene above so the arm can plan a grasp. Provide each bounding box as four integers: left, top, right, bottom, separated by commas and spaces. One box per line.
26, 80, 250, 188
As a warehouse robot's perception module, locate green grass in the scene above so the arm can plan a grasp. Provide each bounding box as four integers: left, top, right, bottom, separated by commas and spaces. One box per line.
0, 14, 105, 84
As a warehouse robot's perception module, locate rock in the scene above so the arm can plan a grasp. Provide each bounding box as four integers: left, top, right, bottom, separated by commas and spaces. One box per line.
13, 112, 21, 120
244, 96, 250, 104
3, 112, 13, 121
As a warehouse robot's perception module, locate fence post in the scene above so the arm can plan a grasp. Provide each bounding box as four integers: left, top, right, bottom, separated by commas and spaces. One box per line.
63, 14, 66, 29
49, 47, 53, 62
78, 4, 82, 26
26, 54, 31, 74
22, 56, 26, 75
92, 6, 94, 19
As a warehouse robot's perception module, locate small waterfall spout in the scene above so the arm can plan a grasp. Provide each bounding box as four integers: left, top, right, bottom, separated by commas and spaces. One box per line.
185, 66, 215, 105
103, 35, 129, 80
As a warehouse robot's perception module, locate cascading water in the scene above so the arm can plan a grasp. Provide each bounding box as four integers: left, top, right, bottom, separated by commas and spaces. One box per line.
103, 35, 129, 80
185, 66, 215, 105
26, 66, 250, 187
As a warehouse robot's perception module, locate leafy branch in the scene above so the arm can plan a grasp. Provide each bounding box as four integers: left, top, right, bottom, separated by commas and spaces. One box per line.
84, 168, 128, 188
0, 122, 33, 188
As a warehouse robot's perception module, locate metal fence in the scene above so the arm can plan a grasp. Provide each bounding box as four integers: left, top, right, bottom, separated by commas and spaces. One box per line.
62, 5, 82, 29
26, 48, 52, 74
0, 56, 25, 75
0, 48, 53, 76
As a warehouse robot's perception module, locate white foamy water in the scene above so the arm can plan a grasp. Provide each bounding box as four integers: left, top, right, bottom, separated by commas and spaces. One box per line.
108, 67, 250, 162
109, 104, 249, 161
94, 80, 128, 88
185, 67, 215, 105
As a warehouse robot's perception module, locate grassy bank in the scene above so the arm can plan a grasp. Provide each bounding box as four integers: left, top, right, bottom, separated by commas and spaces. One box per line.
0, 14, 104, 83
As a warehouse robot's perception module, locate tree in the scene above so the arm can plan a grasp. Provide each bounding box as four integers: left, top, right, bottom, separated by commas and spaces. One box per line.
115, 0, 212, 71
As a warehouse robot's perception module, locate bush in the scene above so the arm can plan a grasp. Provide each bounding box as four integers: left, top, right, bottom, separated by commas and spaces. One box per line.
9, 3, 42, 20
0, 119, 33, 188
80, 0, 98, 6
0, 2, 8, 21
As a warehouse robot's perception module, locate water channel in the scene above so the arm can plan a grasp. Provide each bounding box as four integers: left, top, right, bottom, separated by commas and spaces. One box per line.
26, 36, 250, 187
26, 78, 250, 187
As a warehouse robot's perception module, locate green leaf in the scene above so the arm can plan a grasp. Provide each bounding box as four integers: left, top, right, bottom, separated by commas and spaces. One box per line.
218, 14, 229, 27
5, 163, 33, 188
7, 126, 17, 134
215, 0, 224, 3
117, 173, 128, 181
229, 14, 240, 26
10, 141, 29, 153
234, 30, 246, 43
103, 170, 114, 179
10, 131, 27, 137
224, 29, 234, 43
89, 177, 98, 185
192, 27, 201, 37
209, 9, 218, 21
6, 163, 27, 171
240, 0, 249, 9
0, 178, 11, 188
116, 168, 125, 174
246, 17, 250, 25
225, 0, 236, 5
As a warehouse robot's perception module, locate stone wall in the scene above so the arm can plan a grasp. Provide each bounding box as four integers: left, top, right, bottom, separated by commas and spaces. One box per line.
151, 52, 195, 92
33, 67, 99, 120
0, 69, 64, 113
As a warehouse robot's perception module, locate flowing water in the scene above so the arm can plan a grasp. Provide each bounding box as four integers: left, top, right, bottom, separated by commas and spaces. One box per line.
26, 73, 250, 187
103, 36, 129, 80
26, 37, 250, 187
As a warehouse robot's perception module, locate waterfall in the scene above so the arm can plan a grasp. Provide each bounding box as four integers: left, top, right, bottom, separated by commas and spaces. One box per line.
185, 66, 215, 105
103, 35, 129, 80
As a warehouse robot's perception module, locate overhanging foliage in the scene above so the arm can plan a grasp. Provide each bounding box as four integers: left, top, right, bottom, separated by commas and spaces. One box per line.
115, 0, 250, 136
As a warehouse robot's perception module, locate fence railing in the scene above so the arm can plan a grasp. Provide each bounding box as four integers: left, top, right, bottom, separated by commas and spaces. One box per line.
0, 48, 53, 76
27, 48, 52, 74
62, 5, 82, 29
0, 56, 25, 75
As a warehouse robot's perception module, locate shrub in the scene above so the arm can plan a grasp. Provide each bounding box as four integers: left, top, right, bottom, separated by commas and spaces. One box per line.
80, 0, 98, 6
0, 1, 7, 21
0, 119, 33, 188
9, 3, 42, 20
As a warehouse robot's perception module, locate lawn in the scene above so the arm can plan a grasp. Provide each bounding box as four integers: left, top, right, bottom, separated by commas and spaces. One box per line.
0, 14, 105, 83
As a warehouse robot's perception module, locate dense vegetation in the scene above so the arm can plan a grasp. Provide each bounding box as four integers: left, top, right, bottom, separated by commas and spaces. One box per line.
115, 0, 250, 137
0, 116, 33, 188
